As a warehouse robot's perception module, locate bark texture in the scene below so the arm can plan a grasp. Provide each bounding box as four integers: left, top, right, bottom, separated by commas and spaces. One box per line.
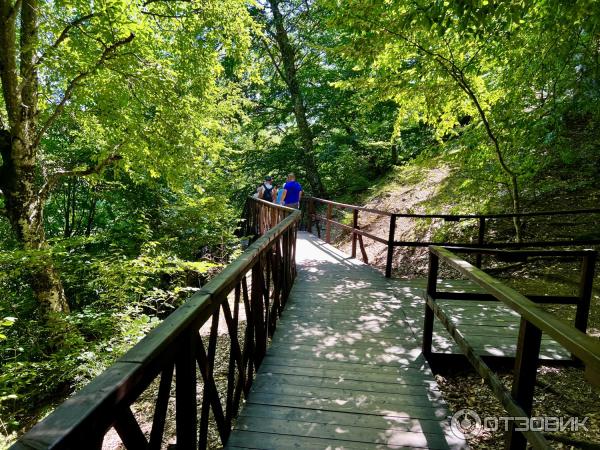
0, 132, 70, 314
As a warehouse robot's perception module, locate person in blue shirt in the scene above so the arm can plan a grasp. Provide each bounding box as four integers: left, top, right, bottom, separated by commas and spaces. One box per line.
280, 173, 302, 208
275, 180, 285, 205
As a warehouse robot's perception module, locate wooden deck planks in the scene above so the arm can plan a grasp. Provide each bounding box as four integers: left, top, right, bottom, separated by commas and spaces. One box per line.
227, 233, 467, 449
226, 232, 571, 449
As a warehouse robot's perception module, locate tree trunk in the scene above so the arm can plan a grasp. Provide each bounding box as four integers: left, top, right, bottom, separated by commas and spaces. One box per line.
85, 196, 97, 237
268, 0, 325, 197
64, 179, 72, 238
453, 73, 523, 242
0, 134, 70, 314
1, 0, 70, 315
2, 0, 129, 321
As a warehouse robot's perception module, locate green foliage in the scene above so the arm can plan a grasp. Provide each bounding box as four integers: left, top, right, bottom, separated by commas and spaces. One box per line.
2, 0, 255, 440
323, 0, 600, 212
0, 225, 221, 439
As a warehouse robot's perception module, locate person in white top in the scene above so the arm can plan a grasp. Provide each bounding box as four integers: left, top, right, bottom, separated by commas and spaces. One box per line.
257, 175, 276, 202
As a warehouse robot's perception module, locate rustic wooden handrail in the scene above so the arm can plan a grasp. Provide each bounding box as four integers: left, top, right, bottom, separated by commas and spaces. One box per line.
304, 197, 394, 216
309, 197, 600, 219
423, 245, 600, 450
304, 196, 600, 277
12, 198, 300, 450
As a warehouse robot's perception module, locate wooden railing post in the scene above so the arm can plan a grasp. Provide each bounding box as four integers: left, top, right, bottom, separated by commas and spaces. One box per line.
175, 329, 197, 449
476, 217, 486, 268
506, 318, 542, 450
351, 209, 358, 258
325, 203, 333, 243
290, 225, 297, 281
308, 197, 318, 233
385, 215, 397, 278
422, 250, 438, 357
281, 232, 289, 300
575, 251, 596, 333
313, 199, 322, 238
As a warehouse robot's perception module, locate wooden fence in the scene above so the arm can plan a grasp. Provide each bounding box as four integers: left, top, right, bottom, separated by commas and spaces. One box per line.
423, 246, 600, 450
304, 196, 600, 277
12, 198, 299, 450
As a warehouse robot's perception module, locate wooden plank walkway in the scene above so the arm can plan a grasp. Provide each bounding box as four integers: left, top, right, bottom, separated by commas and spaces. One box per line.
381, 279, 570, 360
227, 232, 570, 449
227, 233, 468, 449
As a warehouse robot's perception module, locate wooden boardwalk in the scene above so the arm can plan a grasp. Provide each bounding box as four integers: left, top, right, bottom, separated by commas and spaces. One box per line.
227, 233, 467, 449
226, 232, 569, 449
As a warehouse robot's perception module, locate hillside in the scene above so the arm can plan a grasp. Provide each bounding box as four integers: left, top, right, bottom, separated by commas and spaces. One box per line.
333, 153, 600, 278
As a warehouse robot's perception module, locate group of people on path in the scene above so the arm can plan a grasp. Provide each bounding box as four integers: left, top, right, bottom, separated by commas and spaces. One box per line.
255, 173, 302, 209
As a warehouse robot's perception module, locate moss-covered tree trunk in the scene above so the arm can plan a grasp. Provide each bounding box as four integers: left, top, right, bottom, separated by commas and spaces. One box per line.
2, 0, 130, 317
0, 135, 70, 314
0, 0, 70, 314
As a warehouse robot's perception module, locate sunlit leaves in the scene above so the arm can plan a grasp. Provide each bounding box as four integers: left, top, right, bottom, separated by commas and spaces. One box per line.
32, 0, 255, 194
324, 0, 600, 204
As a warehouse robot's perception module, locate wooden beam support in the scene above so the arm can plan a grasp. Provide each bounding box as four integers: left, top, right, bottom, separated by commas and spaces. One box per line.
325, 203, 333, 243
575, 252, 596, 334
385, 215, 397, 278
505, 319, 542, 450
422, 251, 438, 358
475, 217, 485, 268
175, 330, 197, 449
351, 209, 358, 259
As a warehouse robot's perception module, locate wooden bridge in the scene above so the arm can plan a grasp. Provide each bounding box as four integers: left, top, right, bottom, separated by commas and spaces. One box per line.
227, 231, 467, 449
12, 198, 600, 450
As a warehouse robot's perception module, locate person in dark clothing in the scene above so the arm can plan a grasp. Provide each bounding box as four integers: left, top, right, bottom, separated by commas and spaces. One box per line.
258, 176, 275, 202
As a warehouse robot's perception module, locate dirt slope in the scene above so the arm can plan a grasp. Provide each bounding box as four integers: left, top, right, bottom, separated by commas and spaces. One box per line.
339, 166, 451, 277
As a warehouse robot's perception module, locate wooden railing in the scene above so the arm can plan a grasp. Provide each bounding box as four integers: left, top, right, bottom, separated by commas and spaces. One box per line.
12, 198, 299, 450
304, 196, 600, 277
423, 246, 600, 450
245, 197, 296, 239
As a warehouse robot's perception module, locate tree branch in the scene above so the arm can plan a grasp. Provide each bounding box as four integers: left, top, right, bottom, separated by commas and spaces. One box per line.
38, 153, 123, 202
19, 0, 38, 124
34, 13, 96, 68
260, 36, 287, 86
140, 9, 203, 18
6, 0, 21, 20
355, 15, 517, 181
353, 14, 523, 232
34, 32, 135, 147
143, 0, 191, 6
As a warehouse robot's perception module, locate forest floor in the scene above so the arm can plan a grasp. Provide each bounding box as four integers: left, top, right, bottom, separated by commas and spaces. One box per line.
330, 160, 600, 449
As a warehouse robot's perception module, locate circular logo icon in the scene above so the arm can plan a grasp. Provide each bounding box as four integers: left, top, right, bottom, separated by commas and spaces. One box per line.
450, 409, 482, 439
